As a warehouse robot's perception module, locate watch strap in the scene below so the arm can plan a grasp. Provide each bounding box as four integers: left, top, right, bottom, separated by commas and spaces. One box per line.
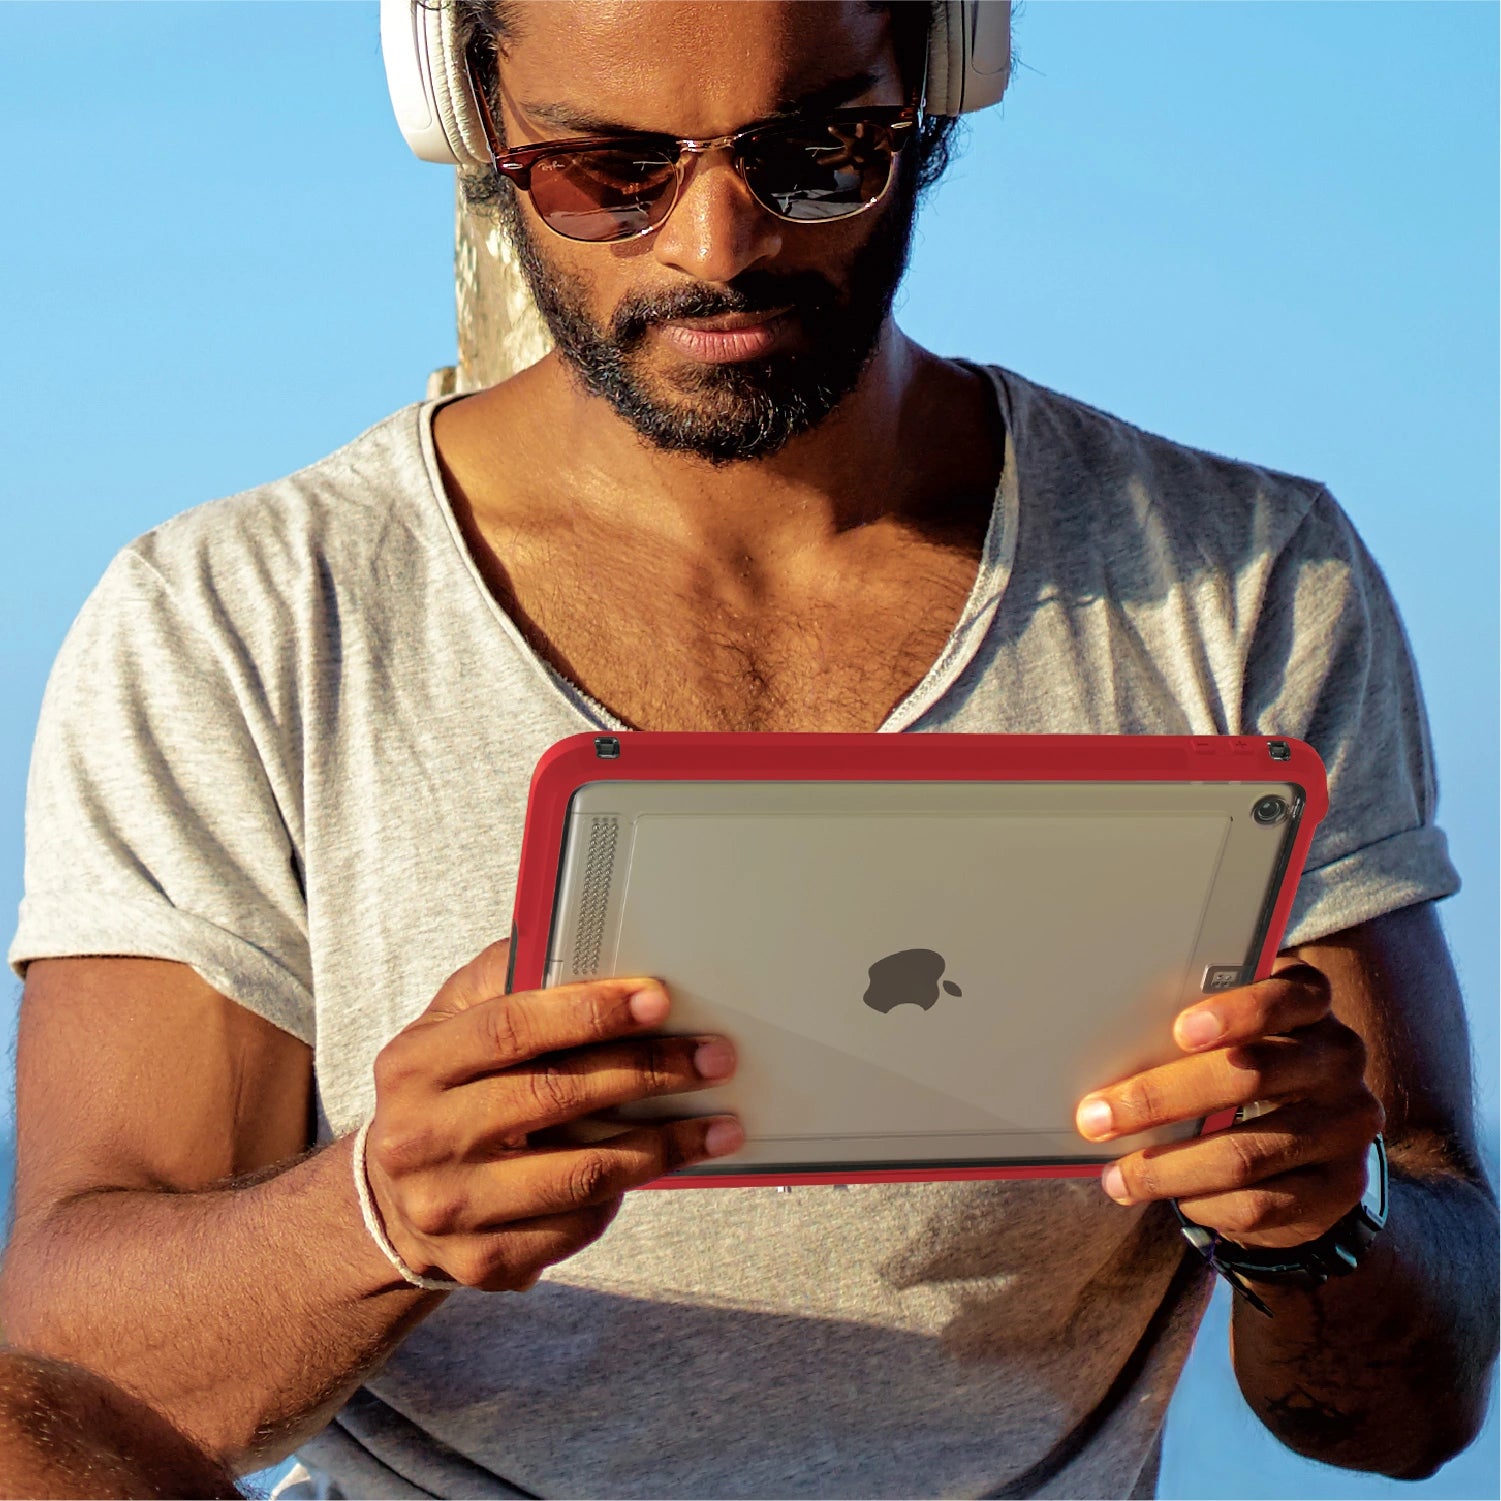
1175, 1134, 1388, 1317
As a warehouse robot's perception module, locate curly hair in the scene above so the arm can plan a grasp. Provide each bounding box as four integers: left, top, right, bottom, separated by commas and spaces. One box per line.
446, 0, 964, 216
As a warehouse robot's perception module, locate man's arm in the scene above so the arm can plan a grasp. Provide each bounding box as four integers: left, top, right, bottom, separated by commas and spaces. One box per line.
0, 957, 441, 1470
0, 947, 741, 1471
1077, 901, 1497, 1479
0, 1349, 240, 1499
1230, 902, 1498, 1478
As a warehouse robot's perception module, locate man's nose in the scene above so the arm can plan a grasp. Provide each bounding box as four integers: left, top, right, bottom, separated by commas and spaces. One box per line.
650, 149, 785, 284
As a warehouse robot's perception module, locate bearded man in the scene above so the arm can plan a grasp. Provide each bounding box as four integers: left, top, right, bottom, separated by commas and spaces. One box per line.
1, 3, 1494, 1498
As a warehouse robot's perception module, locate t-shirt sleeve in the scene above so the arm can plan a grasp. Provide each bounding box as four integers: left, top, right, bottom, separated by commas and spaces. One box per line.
9, 547, 314, 1043
1244, 486, 1460, 946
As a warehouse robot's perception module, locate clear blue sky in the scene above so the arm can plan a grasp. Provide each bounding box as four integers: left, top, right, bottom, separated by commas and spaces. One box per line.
0, 4, 1495, 1497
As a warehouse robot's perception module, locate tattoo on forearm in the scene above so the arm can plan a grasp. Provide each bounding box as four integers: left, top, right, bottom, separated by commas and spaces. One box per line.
1258, 1387, 1361, 1449
1237, 1172, 1498, 1473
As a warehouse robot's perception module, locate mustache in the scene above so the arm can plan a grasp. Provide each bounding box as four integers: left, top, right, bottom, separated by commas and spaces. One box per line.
611, 271, 838, 348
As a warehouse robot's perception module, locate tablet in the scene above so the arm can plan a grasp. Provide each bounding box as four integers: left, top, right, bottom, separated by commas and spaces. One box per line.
508, 733, 1327, 1187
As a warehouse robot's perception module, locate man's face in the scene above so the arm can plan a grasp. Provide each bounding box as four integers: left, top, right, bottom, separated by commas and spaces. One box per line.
490, 1, 922, 466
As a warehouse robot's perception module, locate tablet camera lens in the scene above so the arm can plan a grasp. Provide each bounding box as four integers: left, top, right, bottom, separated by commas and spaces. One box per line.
594, 736, 621, 760
1252, 795, 1289, 825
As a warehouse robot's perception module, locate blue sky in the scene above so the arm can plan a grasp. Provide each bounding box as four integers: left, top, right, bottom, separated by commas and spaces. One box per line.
0, 4, 1495, 1496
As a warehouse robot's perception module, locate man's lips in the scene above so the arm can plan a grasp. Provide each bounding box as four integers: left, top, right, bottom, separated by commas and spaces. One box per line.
653, 307, 796, 363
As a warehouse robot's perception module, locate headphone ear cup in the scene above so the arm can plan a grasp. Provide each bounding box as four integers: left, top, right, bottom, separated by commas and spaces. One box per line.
381, 0, 492, 165
427, 0, 493, 168
925, 0, 1011, 118
924, 0, 964, 118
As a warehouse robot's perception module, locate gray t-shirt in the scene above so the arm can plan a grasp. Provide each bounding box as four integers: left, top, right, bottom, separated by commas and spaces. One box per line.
11, 365, 1459, 1499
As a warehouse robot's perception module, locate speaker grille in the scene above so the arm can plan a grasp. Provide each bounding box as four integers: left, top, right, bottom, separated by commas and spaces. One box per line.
571, 816, 619, 976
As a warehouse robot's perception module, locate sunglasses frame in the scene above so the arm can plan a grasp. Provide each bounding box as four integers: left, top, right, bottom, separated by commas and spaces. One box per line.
464, 39, 919, 244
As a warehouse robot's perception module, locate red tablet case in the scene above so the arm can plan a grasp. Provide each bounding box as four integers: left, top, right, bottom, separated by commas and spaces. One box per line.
508, 733, 1328, 1188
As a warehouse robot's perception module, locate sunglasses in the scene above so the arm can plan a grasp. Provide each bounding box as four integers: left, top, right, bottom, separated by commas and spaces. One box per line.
467, 51, 918, 244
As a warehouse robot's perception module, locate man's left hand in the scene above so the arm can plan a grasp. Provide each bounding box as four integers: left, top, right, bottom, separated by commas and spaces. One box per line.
1075, 962, 1385, 1249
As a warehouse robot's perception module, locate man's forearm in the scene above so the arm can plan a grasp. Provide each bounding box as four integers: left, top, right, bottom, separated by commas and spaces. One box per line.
0, 1134, 442, 1470
1231, 1166, 1499, 1479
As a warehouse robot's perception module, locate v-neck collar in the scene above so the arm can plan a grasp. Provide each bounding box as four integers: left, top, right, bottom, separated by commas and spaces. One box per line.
417, 363, 1020, 733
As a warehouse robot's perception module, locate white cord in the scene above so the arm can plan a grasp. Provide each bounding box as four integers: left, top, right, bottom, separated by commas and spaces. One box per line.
351, 1120, 460, 1291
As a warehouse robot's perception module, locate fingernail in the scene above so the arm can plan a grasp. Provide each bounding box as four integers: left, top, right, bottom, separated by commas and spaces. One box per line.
628, 987, 668, 1025
693, 1038, 736, 1079
704, 1119, 744, 1156
1101, 1164, 1130, 1203
1077, 1097, 1114, 1139
1176, 1008, 1223, 1048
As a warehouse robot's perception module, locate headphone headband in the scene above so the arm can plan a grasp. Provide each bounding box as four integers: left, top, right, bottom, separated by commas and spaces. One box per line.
381, 0, 1011, 167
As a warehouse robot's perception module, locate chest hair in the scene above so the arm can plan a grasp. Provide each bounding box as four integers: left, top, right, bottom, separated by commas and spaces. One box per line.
487, 529, 985, 733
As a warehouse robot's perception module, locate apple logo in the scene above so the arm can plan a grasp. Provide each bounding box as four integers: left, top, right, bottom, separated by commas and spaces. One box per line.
863, 949, 963, 1013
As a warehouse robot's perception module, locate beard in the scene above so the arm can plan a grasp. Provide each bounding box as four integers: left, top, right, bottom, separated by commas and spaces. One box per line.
496, 159, 922, 466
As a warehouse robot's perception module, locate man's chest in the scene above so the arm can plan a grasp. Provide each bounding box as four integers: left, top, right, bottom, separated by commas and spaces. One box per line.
481, 529, 988, 733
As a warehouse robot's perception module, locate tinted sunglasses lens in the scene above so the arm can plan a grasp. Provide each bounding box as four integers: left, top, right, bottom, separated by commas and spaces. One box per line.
527, 145, 678, 242
743, 119, 899, 221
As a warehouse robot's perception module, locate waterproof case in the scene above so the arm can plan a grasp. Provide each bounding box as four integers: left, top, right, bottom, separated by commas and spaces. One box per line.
508, 733, 1327, 1187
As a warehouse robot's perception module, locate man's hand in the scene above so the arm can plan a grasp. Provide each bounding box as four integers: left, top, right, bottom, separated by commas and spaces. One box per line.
364, 938, 744, 1291
1074, 961, 1385, 1248
0, 948, 741, 1464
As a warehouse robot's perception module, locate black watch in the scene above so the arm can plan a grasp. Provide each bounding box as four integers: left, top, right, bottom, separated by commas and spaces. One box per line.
1174, 1133, 1388, 1318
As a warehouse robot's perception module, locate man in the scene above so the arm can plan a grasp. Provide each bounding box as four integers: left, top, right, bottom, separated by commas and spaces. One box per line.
0, 1352, 238, 1500
1, 2, 1494, 1498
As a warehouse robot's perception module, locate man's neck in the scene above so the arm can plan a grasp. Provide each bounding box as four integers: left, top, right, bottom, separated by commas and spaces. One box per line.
442, 321, 1000, 578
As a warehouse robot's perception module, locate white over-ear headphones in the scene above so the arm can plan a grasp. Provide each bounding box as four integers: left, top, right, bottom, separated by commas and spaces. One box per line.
380, 0, 1011, 167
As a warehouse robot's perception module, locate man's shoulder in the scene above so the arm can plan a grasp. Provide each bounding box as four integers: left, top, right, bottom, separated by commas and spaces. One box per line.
123, 401, 437, 593
993, 364, 1329, 545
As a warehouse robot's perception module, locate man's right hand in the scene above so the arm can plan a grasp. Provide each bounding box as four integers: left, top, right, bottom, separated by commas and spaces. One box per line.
364, 938, 743, 1292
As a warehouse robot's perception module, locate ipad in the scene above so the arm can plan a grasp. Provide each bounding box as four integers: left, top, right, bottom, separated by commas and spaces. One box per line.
508, 733, 1327, 1186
